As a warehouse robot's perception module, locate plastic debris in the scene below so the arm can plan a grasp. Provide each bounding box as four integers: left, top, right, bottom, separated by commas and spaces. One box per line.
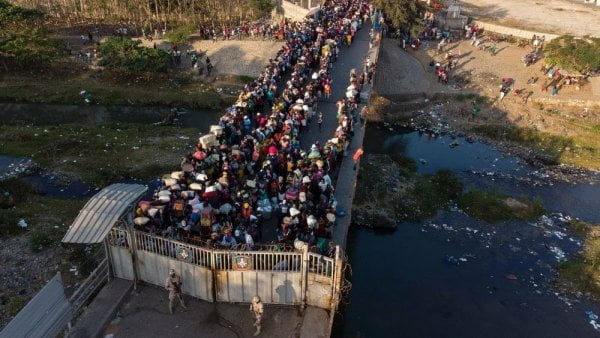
17, 219, 28, 229
587, 311, 600, 331
549, 246, 566, 262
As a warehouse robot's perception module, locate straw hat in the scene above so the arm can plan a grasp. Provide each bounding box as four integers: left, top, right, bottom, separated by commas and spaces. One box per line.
134, 217, 150, 225
158, 190, 171, 197
170, 184, 181, 191
171, 171, 184, 179
189, 183, 203, 190
326, 213, 336, 222
163, 178, 177, 187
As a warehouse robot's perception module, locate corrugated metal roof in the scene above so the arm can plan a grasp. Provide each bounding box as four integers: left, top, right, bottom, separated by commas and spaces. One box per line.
0, 273, 72, 338
62, 183, 147, 244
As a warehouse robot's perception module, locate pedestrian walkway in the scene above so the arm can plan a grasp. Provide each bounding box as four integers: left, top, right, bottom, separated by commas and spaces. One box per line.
299, 23, 378, 249
104, 284, 309, 338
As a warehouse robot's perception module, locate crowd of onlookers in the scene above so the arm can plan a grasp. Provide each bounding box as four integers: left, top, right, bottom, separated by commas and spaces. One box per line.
133, 0, 375, 254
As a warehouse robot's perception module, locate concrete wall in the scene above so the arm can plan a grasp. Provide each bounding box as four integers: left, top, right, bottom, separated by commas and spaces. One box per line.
306, 274, 333, 309
274, 0, 312, 21
472, 20, 560, 41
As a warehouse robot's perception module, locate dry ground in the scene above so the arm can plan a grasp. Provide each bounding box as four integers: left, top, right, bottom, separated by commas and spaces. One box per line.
138, 38, 285, 77
460, 0, 600, 37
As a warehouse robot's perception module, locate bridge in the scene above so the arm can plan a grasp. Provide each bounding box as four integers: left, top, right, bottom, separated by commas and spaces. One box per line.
1, 6, 381, 338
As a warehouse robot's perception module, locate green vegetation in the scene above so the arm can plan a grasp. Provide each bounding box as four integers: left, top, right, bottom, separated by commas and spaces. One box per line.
455, 93, 487, 105
0, 0, 63, 69
0, 123, 198, 186
6, 296, 26, 316
251, 0, 274, 13
0, 180, 85, 240
165, 25, 194, 45
470, 123, 600, 169
98, 37, 171, 73
0, 71, 222, 109
458, 189, 544, 223
544, 35, 600, 73
373, 0, 424, 30
558, 220, 600, 300
401, 170, 464, 221
239, 75, 255, 84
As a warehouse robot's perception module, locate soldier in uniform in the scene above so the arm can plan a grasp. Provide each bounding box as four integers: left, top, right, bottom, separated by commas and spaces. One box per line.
165, 269, 187, 314
249, 296, 264, 336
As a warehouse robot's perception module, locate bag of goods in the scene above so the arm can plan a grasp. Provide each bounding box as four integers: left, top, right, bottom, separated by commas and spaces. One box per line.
210, 125, 224, 137
199, 134, 217, 148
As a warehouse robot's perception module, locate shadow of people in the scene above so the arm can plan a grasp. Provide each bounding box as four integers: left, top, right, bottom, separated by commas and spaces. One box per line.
275, 280, 296, 304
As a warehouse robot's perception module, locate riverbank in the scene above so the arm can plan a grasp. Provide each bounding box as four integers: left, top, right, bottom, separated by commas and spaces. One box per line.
0, 61, 246, 110
369, 37, 600, 172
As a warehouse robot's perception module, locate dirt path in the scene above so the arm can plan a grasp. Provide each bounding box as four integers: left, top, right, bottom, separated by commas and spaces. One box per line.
461, 0, 600, 36
138, 38, 285, 77
374, 39, 448, 98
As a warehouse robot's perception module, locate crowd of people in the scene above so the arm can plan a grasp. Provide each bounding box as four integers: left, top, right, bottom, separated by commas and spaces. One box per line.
133, 0, 374, 255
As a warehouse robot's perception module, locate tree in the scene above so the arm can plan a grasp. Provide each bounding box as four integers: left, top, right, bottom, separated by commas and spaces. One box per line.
0, 0, 62, 69
98, 37, 170, 73
544, 35, 600, 73
373, 0, 424, 31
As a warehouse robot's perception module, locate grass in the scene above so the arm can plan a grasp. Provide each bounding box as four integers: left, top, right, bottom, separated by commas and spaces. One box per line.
454, 93, 488, 105
0, 179, 86, 239
457, 189, 544, 223
239, 75, 255, 84
6, 296, 27, 316
0, 66, 223, 109
404, 170, 464, 220
356, 154, 464, 223
558, 220, 600, 300
0, 123, 198, 186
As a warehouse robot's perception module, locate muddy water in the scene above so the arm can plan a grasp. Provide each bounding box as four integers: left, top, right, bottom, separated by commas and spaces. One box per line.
334, 124, 600, 337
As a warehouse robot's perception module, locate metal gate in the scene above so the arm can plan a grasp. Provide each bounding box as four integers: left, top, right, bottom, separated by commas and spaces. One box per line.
106, 228, 340, 309
213, 251, 303, 304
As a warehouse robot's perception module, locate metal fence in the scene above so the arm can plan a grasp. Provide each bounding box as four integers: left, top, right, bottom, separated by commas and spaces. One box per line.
107, 228, 340, 309
69, 258, 109, 317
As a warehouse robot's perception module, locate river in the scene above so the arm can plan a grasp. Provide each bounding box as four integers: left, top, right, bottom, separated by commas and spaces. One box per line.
333, 123, 600, 337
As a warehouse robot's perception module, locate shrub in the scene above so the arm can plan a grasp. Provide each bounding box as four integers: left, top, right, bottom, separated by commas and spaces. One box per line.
458, 190, 544, 223
165, 25, 194, 45
0, 0, 63, 68
544, 35, 600, 73
98, 37, 170, 73
28, 229, 54, 252
7, 296, 26, 316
